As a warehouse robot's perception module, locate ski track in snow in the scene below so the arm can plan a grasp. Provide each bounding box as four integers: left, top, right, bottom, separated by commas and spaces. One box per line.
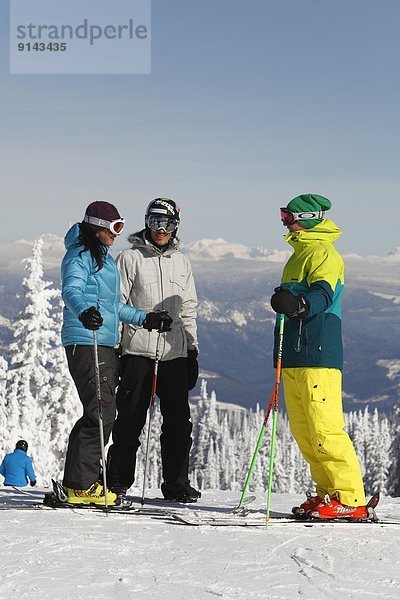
0, 488, 399, 600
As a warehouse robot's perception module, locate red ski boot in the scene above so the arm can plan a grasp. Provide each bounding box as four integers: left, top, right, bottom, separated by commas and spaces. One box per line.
292, 492, 323, 517
307, 494, 368, 521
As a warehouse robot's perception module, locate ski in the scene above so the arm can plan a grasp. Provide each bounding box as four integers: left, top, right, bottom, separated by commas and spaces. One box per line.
0, 503, 44, 510
170, 512, 400, 527
0, 499, 175, 517
47, 479, 134, 510
44, 503, 173, 516
171, 493, 398, 527
51, 479, 68, 502
10, 486, 36, 496
1, 503, 399, 525
232, 495, 257, 516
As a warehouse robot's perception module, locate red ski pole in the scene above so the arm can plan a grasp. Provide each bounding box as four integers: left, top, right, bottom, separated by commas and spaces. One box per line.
141, 331, 162, 506
236, 314, 285, 511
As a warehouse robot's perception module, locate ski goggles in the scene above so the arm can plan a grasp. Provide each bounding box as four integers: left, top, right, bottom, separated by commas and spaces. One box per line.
83, 215, 125, 235
280, 208, 325, 226
146, 214, 179, 233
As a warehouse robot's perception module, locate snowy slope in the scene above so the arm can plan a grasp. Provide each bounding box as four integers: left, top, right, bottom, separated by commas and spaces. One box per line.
1, 487, 400, 600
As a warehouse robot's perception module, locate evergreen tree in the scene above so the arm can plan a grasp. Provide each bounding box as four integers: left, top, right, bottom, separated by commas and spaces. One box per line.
0, 355, 9, 456
190, 380, 211, 489
375, 414, 392, 496
390, 403, 400, 496
377, 359, 400, 496
274, 418, 296, 493
5, 237, 58, 483
46, 295, 80, 481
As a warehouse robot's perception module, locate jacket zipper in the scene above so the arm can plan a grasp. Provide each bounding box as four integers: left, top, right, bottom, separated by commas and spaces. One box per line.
158, 255, 164, 310
295, 319, 303, 353
158, 254, 166, 359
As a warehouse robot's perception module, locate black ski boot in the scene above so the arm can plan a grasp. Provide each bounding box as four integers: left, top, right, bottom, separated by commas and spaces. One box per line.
161, 481, 201, 503
109, 483, 129, 506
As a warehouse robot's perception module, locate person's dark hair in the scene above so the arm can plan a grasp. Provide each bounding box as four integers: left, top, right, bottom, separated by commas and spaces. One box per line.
75, 222, 107, 271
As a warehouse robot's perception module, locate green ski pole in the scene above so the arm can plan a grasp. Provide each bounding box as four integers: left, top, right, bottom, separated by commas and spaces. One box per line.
235, 313, 285, 512
266, 313, 285, 524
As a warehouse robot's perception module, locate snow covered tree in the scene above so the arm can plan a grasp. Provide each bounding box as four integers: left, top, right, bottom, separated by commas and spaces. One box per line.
0, 355, 9, 456
136, 406, 162, 489
390, 402, 400, 496
5, 237, 59, 482
45, 294, 80, 480
201, 390, 221, 488
191, 380, 213, 489
375, 414, 392, 496
377, 359, 400, 496
246, 405, 267, 492
274, 416, 296, 493
363, 409, 390, 494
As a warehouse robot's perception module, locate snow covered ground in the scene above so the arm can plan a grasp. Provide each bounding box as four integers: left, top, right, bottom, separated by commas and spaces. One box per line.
1, 487, 399, 600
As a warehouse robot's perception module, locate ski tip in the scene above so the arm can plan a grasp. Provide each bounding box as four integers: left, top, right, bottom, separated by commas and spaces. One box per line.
244, 495, 257, 505
51, 479, 68, 503
233, 495, 256, 512
367, 492, 380, 510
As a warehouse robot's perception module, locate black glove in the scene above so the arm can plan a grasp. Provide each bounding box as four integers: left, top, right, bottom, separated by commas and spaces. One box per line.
187, 349, 199, 391
79, 306, 103, 330
30, 480, 36, 487
142, 310, 173, 333
271, 287, 308, 318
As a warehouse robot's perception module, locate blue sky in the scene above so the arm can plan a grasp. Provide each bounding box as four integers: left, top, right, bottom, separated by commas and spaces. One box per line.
1, 0, 399, 254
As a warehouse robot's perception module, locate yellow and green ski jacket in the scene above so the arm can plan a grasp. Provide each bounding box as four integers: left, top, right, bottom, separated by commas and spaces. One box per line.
273, 219, 344, 370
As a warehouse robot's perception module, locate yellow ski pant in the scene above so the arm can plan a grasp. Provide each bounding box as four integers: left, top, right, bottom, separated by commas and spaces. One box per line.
282, 367, 366, 506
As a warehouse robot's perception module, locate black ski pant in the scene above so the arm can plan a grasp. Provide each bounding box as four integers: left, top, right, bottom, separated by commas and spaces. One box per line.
63, 345, 118, 490
107, 355, 192, 488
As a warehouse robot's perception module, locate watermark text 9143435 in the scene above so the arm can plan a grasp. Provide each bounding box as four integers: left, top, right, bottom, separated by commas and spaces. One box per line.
10, 0, 151, 75
18, 42, 67, 52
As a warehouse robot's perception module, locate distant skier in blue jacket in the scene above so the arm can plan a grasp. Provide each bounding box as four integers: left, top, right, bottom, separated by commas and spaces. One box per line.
61, 201, 172, 506
0, 440, 36, 487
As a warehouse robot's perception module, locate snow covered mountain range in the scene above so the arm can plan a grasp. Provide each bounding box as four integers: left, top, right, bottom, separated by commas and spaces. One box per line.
0, 235, 399, 412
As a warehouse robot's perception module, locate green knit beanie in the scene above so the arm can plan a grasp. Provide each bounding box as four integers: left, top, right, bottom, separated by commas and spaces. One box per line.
286, 194, 332, 229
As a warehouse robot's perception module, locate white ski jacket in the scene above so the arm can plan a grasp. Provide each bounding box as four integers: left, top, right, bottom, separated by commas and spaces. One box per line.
117, 231, 198, 361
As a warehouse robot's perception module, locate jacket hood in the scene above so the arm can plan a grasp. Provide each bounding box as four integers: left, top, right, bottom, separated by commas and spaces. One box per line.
64, 222, 110, 255
64, 223, 81, 250
285, 219, 342, 248
128, 229, 180, 255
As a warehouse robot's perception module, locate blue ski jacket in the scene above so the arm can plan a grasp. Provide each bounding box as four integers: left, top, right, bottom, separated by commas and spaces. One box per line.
0, 449, 36, 486
61, 224, 147, 347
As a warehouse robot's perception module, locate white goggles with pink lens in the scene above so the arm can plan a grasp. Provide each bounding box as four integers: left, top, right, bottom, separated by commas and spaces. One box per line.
83, 215, 125, 235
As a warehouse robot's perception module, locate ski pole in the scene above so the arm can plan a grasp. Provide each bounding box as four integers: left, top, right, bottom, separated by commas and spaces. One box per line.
141, 330, 162, 506
266, 313, 285, 525
236, 314, 285, 511
93, 330, 109, 512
